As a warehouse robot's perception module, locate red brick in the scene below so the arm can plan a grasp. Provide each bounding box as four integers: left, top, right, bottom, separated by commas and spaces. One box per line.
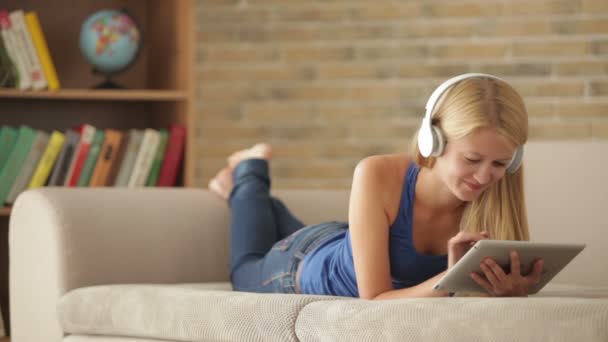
202, 46, 279, 63
554, 61, 608, 76
283, 46, 355, 62
512, 41, 590, 57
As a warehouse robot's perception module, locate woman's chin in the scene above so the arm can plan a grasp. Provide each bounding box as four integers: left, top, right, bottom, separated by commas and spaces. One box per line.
455, 188, 481, 202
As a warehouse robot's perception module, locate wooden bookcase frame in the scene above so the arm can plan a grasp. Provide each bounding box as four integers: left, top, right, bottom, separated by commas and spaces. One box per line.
0, 0, 196, 336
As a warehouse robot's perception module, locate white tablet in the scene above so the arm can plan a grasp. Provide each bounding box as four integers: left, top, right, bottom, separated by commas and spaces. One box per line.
433, 240, 585, 294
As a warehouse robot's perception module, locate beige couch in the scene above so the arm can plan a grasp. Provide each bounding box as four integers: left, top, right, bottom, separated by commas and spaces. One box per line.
9, 141, 608, 342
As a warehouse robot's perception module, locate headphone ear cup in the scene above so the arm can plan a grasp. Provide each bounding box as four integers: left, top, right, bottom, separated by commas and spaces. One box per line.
417, 120, 434, 157
506, 146, 524, 174
429, 125, 445, 157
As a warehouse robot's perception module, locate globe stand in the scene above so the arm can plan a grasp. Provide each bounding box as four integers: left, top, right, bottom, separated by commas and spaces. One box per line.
92, 68, 125, 89
94, 77, 125, 89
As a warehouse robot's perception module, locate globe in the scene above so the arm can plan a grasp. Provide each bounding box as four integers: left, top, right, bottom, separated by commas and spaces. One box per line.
79, 9, 141, 88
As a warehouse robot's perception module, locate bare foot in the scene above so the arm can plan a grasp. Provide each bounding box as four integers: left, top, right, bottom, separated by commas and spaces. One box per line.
227, 143, 273, 169
208, 167, 233, 200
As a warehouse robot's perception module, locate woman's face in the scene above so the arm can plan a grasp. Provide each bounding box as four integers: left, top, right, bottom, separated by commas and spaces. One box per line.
435, 127, 516, 202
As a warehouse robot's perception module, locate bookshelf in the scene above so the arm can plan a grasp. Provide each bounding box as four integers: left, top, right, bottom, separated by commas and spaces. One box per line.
0, 89, 189, 101
0, 0, 195, 336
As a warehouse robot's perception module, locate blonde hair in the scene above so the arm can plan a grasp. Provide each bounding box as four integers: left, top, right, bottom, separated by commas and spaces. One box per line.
411, 77, 529, 241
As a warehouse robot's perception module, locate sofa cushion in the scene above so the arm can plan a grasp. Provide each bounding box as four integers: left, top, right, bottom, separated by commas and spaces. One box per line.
58, 284, 343, 342
295, 296, 608, 342
65, 336, 172, 342
533, 283, 608, 298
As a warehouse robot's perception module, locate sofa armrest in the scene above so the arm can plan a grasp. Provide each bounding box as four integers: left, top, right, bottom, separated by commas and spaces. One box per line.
10, 187, 230, 342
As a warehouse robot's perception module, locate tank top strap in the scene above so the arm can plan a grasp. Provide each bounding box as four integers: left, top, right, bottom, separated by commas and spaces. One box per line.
390, 162, 420, 236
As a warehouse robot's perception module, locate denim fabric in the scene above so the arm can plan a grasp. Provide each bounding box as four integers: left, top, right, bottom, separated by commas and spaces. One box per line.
228, 159, 346, 294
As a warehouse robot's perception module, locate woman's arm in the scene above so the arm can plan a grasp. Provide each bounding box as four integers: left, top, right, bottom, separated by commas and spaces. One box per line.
348, 156, 395, 300
373, 271, 450, 299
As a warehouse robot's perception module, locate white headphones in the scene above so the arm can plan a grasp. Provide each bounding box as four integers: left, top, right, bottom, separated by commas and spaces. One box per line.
417, 73, 524, 174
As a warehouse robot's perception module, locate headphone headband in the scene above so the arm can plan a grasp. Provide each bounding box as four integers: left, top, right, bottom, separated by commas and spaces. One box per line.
424, 73, 504, 123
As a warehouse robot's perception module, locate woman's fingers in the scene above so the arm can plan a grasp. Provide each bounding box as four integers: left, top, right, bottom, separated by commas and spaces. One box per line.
510, 251, 521, 276
450, 231, 489, 245
470, 272, 494, 295
480, 261, 501, 287
526, 259, 544, 285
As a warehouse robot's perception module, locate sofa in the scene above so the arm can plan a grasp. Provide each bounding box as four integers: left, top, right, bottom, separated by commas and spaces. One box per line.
9, 141, 608, 342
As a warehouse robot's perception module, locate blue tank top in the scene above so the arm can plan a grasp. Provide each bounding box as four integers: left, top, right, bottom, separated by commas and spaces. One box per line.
299, 162, 448, 297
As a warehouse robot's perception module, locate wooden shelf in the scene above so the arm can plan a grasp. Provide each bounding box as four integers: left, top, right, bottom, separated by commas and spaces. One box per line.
0, 89, 189, 101
0, 207, 10, 217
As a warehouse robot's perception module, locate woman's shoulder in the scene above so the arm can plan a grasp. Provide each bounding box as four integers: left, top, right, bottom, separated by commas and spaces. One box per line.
353, 153, 414, 195
354, 153, 414, 179
352, 153, 414, 222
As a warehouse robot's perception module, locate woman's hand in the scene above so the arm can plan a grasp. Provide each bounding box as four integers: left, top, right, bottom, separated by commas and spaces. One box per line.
470, 251, 544, 297
447, 231, 489, 269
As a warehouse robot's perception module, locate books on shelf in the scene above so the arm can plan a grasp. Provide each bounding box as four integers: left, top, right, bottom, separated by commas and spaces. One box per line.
159, 125, 186, 187
0, 8, 59, 90
128, 128, 161, 187
27, 130, 65, 189
89, 129, 124, 187
5, 130, 50, 204
0, 123, 186, 206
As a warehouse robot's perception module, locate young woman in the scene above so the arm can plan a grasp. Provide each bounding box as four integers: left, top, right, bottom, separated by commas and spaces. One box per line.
208, 73, 544, 299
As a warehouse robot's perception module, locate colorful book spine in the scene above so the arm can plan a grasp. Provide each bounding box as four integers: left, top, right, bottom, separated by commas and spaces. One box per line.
77, 130, 105, 187
0, 126, 18, 170
47, 130, 79, 186
106, 131, 129, 186
27, 130, 65, 189
5, 130, 50, 204
0, 126, 36, 204
114, 129, 143, 187
9, 10, 46, 90
146, 129, 168, 186
158, 125, 186, 187
64, 124, 95, 187
0, 10, 30, 89
128, 128, 161, 188
89, 129, 123, 187
24, 11, 59, 90
0, 29, 18, 88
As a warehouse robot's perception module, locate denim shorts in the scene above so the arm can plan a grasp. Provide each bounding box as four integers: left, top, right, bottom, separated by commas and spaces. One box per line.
233, 221, 347, 294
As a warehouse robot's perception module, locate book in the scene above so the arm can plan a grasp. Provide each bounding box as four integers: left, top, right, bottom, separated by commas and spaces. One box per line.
89, 129, 124, 187
5, 130, 50, 204
146, 129, 168, 186
158, 125, 186, 187
27, 130, 65, 189
0, 10, 30, 89
114, 129, 143, 187
77, 129, 105, 186
64, 124, 96, 187
24, 11, 59, 90
0, 32, 17, 87
105, 131, 130, 186
0, 126, 18, 170
0, 126, 36, 204
128, 128, 161, 187
9, 10, 46, 90
47, 130, 79, 186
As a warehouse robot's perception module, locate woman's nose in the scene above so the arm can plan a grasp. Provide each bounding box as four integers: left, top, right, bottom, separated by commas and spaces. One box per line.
474, 165, 493, 185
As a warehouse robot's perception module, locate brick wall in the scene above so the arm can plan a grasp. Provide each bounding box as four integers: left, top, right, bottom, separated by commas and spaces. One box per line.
194, 0, 608, 189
